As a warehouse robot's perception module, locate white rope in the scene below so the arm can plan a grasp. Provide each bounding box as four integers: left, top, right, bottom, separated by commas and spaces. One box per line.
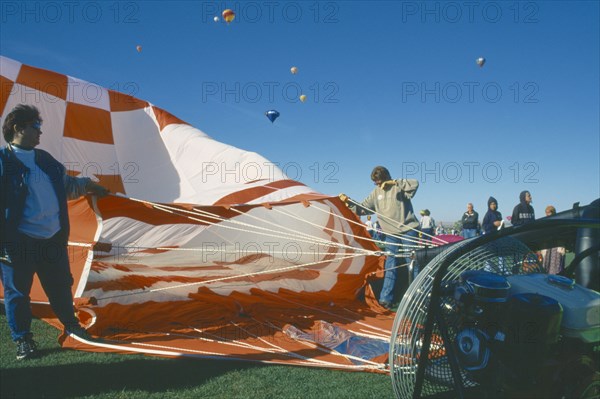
272, 204, 428, 252
346, 197, 447, 245
121, 195, 377, 257
281, 201, 411, 249
95, 252, 366, 301
270, 205, 382, 247
365, 261, 411, 276
259, 291, 393, 336
194, 205, 376, 256
227, 206, 344, 248
98, 243, 365, 258
253, 319, 384, 367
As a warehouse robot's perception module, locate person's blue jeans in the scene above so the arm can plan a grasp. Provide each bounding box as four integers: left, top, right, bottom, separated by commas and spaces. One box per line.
0, 233, 79, 341
420, 228, 434, 241
462, 228, 477, 239
379, 230, 417, 304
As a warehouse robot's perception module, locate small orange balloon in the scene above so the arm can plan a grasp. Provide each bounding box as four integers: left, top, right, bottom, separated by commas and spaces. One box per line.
136, 45, 142, 53
290, 66, 298, 74
222, 9, 235, 23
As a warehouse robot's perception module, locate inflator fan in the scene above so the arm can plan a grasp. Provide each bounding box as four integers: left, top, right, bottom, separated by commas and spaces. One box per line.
390, 218, 600, 399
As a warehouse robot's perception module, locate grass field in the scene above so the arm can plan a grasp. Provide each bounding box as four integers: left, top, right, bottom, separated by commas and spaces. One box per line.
0, 314, 393, 399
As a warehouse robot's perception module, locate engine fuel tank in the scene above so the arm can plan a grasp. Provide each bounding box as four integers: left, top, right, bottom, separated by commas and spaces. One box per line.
506, 273, 600, 344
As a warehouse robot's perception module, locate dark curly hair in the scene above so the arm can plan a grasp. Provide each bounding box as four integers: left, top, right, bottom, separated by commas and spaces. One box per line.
371, 166, 392, 182
2, 104, 42, 142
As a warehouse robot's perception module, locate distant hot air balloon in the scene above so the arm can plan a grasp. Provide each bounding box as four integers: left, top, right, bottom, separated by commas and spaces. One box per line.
222, 9, 235, 23
290, 66, 298, 75
136, 45, 142, 53
476, 57, 486, 67
214, 16, 219, 22
265, 110, 280, 123
299, 94, 307, 102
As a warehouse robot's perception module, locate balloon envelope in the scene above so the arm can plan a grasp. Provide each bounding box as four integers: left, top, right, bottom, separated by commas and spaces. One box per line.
299, 94, 307, 102
290, 66, 298, 74
222, 9, 235, 23
476, 57, 486, 67
265, 110, 280, 123
136, 45, 142, 53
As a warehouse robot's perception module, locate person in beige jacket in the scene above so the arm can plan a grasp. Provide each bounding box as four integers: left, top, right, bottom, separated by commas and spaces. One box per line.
339, 166, 419, 309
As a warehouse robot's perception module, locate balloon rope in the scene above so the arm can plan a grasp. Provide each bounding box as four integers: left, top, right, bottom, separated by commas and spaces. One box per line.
259, 291, 394, 335
237, 319, 385, 368
95, 252, 366, 301
346, 198, 447, 244
73, 240, 357, 258
305, 201, 428, 250
118, 194, 377, 256
195, 205, 365, 253
109, 323, 355, 368
270, 205, 418, 250
226, 203, 375, 250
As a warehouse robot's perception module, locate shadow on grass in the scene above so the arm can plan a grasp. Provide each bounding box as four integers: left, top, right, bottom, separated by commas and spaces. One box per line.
0, 357, 258, 398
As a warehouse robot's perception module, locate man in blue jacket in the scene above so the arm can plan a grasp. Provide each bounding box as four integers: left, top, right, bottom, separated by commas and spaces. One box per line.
1, 104, 109, 360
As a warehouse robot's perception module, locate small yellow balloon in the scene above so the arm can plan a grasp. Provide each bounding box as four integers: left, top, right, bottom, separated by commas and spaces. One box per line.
222, 9, 235, 23
290, 66, 298, 74
299, 94, 307, 102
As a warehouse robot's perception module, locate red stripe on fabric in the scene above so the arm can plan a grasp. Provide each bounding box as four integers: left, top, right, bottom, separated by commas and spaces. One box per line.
0, 76, 14, 116
152, 106, 189, 131
214, 186, 275, 206
85, 274, 213, 291
85, 268, 321, 292
214, 253, 272, 266
109, 90, 149, 112
269, 193, 331, 204
16, 64, 68, 100
264, 180, 306, 189
64, 102, 113, 144
214, 180, 305, 206
245, 179, 268, 185
97, 196, 247, 226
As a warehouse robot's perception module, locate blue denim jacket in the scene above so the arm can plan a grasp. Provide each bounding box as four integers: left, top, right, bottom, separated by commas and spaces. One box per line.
0, 145, 90, 261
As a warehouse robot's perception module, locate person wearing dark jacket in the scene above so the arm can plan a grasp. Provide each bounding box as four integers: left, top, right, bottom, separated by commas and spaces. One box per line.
461, 203, 479, 238
0, 104, 109, 360
511, 190, 535, 226
482, 196, 503, 234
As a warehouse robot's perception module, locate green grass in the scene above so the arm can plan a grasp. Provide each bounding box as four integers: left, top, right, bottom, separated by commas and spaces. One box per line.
1, 315, 393, 398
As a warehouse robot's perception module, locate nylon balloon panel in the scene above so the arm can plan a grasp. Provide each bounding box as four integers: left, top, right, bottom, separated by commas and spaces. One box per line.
0, 56, 395, 372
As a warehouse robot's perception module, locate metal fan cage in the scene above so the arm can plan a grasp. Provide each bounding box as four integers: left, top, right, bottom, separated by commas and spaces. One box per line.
390, 236, 545, 399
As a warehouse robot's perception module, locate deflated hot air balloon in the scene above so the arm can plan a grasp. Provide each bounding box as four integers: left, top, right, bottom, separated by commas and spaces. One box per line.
290, 66, 298, 74
136, 45, 142, 53
0, 55, 398, 375
476, 57, 486, 67
299, 94, 307, 103
222, 9, 235, 23
265, 110, 280, 123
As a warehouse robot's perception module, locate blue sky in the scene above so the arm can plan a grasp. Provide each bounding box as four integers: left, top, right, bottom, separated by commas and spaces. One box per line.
1, 1, 598, 223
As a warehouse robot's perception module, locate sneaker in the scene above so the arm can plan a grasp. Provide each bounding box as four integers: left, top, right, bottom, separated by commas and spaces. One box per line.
16, 336, 38, 360
379, 301, 393, 310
